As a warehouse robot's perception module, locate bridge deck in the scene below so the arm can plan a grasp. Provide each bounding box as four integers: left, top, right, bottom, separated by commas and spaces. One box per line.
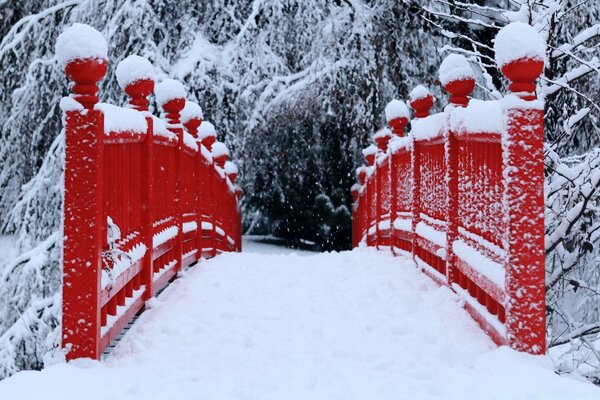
0, 238, 596, 399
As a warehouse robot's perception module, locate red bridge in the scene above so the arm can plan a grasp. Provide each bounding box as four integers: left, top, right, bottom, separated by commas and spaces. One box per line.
1, 22, 599, 399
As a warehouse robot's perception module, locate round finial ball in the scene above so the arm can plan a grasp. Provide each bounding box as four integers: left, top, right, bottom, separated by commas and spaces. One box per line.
494, 22, 546, 68
212, 141, 230, 159
384, 100, 409, 122
198, 120, 216, 141
181, 101, 204, 124
56, 23, 108, 68
409, 85, 431, 103
155, 79, 186, 106
115, 55, 155, 89
224, 161, 238, 176
439, 54, 475, 86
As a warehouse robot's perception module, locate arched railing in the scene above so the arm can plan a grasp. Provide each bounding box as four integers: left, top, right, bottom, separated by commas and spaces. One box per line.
58, 24, 242, 360
352, 23, 546, 354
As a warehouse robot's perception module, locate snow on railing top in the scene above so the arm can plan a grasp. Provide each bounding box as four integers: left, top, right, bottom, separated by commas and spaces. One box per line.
411, 112, 446, 142
449, 99, 504, 135
182, 131, 199, 152
115, 55, 155, 89
95, 103, 148, 135
55, 23, 108, 68
389, 135, 412, 152
151, 115, 178, 142
60, 97, 84, 112
494, 22, 546, 68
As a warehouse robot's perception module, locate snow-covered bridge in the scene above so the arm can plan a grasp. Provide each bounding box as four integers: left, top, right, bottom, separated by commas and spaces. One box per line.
0, 239, 597, 399
1, 20, 599, 399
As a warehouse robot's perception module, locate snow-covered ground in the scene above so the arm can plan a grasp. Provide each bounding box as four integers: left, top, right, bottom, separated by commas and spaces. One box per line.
0, 240, 598, 399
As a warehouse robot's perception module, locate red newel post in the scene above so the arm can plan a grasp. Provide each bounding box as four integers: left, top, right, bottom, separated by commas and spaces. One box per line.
441, 55, 475, 285
156, 79, 186, 272
501, 56, 546, 354
61, 56, 107, 360
493, 22, 546, 354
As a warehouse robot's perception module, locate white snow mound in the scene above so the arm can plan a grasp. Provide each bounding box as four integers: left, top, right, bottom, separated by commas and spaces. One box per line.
155, 79, 185, 106
224, 161, 238, 175
439, 54, 475, 85
180, 101, 204, 123
362, 144, 378, 157
384, 99, 409, 121
115, 55, 155, 89
409, 85, 432, 102
212, 141, 229, 158
197, 121, 216, 140
494, 22, 546, 68
55, 23, 108, 68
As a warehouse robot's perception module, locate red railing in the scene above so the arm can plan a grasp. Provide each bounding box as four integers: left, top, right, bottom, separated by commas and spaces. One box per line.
59, 27, 242, 360
352, 29, 545, 354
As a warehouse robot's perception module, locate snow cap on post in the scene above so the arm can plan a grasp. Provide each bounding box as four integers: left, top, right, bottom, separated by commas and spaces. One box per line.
116, 55, 155, 111
197, 120, 217, 150
385, 99, 409, 136
224, 160, 238, 182
362, 144, 377, 166
56, 23, 108, 109
494, 22, 545, 100
155, 79, 186, 127
439, 54, 475, 107
373, 127, 392, 152
212, 141, 229, 167
181, 101, 204, 138
409, 85, 434, 118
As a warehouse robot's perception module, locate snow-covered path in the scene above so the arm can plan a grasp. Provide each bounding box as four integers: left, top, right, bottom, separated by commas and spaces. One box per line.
0, 240, 598, 399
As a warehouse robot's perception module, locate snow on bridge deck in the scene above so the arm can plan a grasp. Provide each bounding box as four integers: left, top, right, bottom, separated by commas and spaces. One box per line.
0, 239, 597, 399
